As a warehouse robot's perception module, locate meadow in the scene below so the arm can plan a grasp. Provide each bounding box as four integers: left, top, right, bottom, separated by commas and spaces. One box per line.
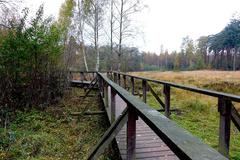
131, 70, 240, 159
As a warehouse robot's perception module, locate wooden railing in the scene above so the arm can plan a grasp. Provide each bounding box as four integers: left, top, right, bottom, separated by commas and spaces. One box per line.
82, 72, 228, 160
107, 71, 240, 158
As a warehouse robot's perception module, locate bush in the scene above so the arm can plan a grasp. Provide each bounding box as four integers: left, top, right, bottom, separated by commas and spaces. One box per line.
0, 6, 67, 126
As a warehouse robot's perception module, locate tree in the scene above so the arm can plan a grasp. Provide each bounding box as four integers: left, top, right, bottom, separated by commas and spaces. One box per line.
58, 0, 75, 68
85, 0, 107, 71
73, 0, 89, 71
114, 0, 144, 71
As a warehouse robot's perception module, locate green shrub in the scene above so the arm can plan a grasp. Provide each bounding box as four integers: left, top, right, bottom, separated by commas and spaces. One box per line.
0, 6, 67, 126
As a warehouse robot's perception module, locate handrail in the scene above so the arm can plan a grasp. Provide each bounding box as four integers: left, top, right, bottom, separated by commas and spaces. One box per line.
110, 71, 240, 103
97, 72, 227, 160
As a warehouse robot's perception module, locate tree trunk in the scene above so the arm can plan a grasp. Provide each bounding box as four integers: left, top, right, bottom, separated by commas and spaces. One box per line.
233, 48, 236, 71
118, 0, 124, 71
80, 43, 89, 71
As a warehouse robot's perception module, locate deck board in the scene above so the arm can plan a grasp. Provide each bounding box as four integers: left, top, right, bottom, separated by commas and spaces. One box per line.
106, 87, 178, 160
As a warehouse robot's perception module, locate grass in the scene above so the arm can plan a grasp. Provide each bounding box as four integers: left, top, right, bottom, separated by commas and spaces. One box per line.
0, 88, 119, 160
131, 70, 240, 159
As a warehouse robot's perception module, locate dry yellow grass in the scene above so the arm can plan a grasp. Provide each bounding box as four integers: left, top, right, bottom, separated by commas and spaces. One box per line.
131, 70, 240, 108
131, 70, 240, 88
130, 70, 240, 158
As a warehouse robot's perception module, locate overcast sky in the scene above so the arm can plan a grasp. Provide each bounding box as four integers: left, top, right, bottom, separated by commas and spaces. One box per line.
23, 0, 240, 53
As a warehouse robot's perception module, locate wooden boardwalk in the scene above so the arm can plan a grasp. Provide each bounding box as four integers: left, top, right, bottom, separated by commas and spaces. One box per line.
70, 72, 233, 160
106, 89, 178, 160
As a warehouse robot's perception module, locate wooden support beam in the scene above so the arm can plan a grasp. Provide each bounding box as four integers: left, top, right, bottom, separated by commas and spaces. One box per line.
147, 82, 165, 109
127, 106, 138, 160
231, 105, 240, 131
111, 88, 116, 123
118, 73, 121, 85
123, 75, 127, 89
80, 72, 84, 82
87, 108, 129, 160
113, 73, 117, 83
70, 111, 105, 116
163, 84, 171, 118
104, 82, 108, 108
142, 80, 147, 103
131, 77, 135, 95
218, 98, 231, 158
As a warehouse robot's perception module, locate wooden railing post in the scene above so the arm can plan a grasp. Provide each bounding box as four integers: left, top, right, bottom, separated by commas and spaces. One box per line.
142, 80, 147, 103
131, 77, 135, 95
110, 88, 116, 123
104, 82, 108, 108
118, 73, 121, 85
218, 98, 231, 158
99, 77, 104, 96
127, 106, 137, 160
163, 84, 170, 118
80, 72, 84, 82
92, 72, 95, 80
123, 75, 127, 89
113, 73, 117, 83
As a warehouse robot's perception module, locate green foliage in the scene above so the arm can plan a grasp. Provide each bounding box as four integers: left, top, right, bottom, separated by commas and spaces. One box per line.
0, 6, 66, 126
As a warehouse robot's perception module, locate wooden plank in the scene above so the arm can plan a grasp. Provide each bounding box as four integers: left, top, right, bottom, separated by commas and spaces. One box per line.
163, 84, 171, 118
70, 111, 105, 116
231, 105, 240, 131
147, 82, 165, 109
98, 73, 228, 160
87, 107, 129, 160
142, 80, 147, 103
218, 98, 231, 158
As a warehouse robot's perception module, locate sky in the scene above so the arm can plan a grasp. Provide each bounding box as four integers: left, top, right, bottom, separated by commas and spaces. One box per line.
22, 0, 240, 53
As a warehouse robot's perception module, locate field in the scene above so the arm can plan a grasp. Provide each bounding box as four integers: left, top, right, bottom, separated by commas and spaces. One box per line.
131, 70, 240, 159
0, 88, 119, 160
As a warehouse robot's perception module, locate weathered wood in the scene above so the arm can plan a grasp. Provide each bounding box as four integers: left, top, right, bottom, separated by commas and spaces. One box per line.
123, 75, 127, 89
142, 79, 147, 103
111, 88, 116, 123
70, 111, 105, 116
147, 82, 165, 109
80, 72, 84, 82
131, 77, 135, 95
110, 71, 240, 103
87, 107, 129, 160
163, 84, 171, 118
114, 73, 117, 83
127, 107, 138, 160
118, 73, 121, 85
104, 82, 108, 108
231, 105, 240, 131
98, 73, 227, 160
218, 98, 231, 158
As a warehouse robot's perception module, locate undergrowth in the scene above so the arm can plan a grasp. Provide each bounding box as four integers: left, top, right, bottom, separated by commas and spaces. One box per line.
0, 88, 119, 160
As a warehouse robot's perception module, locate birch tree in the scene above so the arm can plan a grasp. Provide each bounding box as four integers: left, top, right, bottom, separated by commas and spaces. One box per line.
85, 0, 106, 71
73, 0, 89, 71
114, 0, 144, 71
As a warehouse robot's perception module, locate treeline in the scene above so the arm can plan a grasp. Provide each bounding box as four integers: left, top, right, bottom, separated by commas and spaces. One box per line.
68, 17, 240, 71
